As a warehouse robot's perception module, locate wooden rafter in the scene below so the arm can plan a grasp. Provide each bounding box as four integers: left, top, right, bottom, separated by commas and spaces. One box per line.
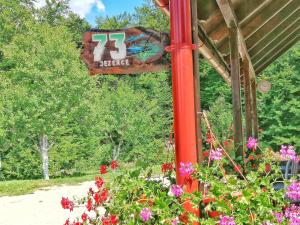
216, 0, 256, 79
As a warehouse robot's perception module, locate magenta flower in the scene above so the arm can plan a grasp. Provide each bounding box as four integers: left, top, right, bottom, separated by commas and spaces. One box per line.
247, 137, 257, 150
273, 212, 284, 223
172, 217, 180, 224
280, 145, 298, 161
140, 208, 151, 222
170, 185, 183, 197
219, 215, 236, 225
287, 182, 300, 201
210, 148, 223, 161
179, 162, 194, 176
285, 204, 300, 225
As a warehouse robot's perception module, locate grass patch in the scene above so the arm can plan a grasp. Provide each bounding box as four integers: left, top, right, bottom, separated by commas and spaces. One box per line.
0, 172, 101, 197
0, 164, 163, 197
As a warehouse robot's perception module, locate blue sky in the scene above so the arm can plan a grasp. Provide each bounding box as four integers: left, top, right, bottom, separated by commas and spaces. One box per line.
34, 0, 145, 27
86, 0, 145, 27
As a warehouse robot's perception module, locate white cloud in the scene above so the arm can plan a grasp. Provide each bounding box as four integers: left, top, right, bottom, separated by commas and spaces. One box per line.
34, 0, 105, 18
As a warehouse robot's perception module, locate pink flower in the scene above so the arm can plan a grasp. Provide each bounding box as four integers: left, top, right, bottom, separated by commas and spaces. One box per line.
285, 204, 300, 225
172, 217, 180, 224
170, 185, 183, 197
61, 197, 74, 212
287, 182, 300, 201
219, 215, 236, 225
273, 212, 284, 223
179, 162, 194, 176
280, 145, 298, 161
140, 208, 151, 222
64, 218, 70, 225
210, 148, 223, 161
247, 137, 257, 150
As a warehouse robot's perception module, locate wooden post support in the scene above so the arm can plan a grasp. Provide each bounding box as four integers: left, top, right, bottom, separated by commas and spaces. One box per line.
191, 0, 203, 164
229, 26, 244, 157
251, 79, 259, 138
243, 58, 253, 139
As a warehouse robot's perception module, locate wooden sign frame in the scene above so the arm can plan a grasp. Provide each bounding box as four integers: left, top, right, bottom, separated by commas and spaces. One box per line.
81, 27, 169, 75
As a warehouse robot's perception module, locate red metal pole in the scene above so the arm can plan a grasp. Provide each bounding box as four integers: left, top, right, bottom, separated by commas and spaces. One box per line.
170, 0, 198, 193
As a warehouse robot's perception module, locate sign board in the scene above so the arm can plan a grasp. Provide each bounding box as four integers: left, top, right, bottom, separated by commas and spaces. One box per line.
257, 80, 271, 93
81, 27, 169, 75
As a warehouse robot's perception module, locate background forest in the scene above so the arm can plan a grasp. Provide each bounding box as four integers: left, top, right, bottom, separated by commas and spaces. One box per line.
0, 0, 299, 180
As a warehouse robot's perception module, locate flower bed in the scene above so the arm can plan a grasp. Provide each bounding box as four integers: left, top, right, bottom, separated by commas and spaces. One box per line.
60, 139, 299, 224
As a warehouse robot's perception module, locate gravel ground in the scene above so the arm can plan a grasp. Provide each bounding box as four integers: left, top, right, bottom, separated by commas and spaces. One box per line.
0, 181, 96, 225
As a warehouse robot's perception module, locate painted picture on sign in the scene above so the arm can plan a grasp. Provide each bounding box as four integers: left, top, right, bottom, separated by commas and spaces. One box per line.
81, 27, 169, 75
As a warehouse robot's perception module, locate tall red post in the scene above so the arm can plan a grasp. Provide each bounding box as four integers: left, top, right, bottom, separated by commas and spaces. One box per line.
170, 0, 198, 193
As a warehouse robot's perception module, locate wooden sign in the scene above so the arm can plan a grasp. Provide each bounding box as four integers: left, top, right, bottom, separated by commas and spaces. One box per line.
81, 27, 169, 75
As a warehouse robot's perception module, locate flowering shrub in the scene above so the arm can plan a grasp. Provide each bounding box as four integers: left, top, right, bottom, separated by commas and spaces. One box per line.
61, 139, 299, 224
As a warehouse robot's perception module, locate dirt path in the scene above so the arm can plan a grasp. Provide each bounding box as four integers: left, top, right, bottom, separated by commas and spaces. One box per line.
0, 181, 96, 225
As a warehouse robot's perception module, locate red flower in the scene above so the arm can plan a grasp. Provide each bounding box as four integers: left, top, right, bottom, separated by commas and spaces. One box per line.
265, 163, 271, 173
101, 188, 109, 202
206, 132, 213, 144
203, 151, 209, 158
61, 197, 74, 212
95, 176, 104, 189
100, 165, 107, 174
111, 160, 118, 170
110, 215, 118, 224
64, 219, 70, 225
101, 217, 110, 225
161, 163, 173, 173
88, 187, 94, 195
248, 155, 255, 161
74, 222, 82, 225
94, 192, 102, 205
81, 213, 88, 222
86, 199, 92, 211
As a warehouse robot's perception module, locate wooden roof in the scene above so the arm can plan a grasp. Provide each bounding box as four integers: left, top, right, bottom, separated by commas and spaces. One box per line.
197, 0, 300, 76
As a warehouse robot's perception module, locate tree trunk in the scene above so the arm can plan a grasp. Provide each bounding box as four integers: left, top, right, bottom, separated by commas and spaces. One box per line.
39, 134, 50, 180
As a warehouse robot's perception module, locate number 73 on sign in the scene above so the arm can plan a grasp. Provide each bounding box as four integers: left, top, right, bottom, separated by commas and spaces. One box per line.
92, 33, 126, 61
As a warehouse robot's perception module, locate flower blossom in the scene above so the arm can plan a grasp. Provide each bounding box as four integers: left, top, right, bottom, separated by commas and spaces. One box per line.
172, 217, 180, 224
100, 165, 107, 174
219, 215, 236, 225
111, 160, 118, 170
247, 137, 257, 150
64, 218, 70, 225
273, 212, 284, 223
285, 204, 300, 225
210, 148, 223, 161
86, 199, 92, 211
161, 163, 173, 173
140, 208, 152, 222
95, 176, 104, 189
110, 215, 118, 224
61, 197, 74, 212
280, 145, 298, 161
179, 162, 194, 176
81, 213, 88, 222
286, 182, 300, 201
170, 185, 183, 197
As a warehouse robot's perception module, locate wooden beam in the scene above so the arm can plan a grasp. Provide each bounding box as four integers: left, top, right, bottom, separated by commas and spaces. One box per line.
251, 79, 258, 138
191, 0, 203, 164
243, 58, 253, 139
247, 8, 299, 52
256, 36, 299, 74
216, 0, 256, 80
217, 0, 297, 56
229, 26, 244, 157
253, 28, 300, 66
